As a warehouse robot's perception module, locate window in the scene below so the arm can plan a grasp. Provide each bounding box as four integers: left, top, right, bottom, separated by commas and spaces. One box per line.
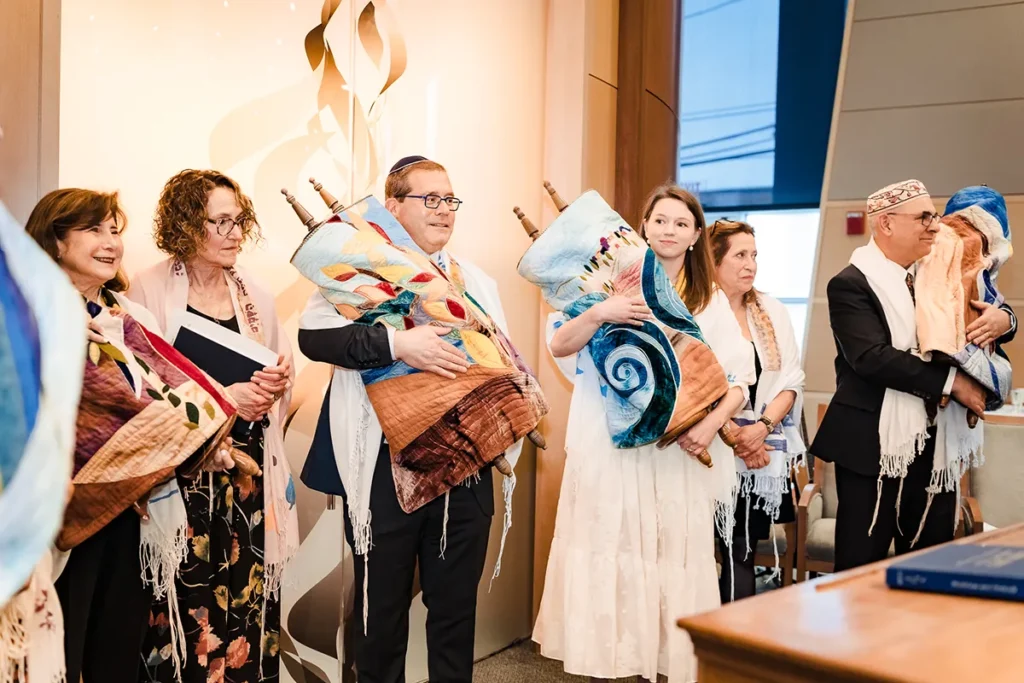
705, 208, 820, 351
678, 0, 846, 211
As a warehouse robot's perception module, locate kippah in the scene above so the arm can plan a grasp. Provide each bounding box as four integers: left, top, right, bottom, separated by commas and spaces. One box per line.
388, 155, 430, 175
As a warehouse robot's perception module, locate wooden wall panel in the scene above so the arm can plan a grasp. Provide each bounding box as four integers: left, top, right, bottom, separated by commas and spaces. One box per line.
615, 0, 681, 226
0, 0, 60, 222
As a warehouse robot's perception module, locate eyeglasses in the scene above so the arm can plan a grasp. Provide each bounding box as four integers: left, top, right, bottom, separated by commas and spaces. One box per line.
887, 211, 942, 228
401, 194, 463, 211
206, 216, 250, 236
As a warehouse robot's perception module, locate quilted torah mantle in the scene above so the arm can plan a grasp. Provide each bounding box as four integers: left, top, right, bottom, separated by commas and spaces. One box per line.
290, 196, 548, 513
517, 190, 729, 449
61, 302, 238, 550
917, 186, 1013, 410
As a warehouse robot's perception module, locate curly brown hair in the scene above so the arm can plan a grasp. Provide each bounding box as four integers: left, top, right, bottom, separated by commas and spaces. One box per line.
153, 170, 260, 263
25, 188, 131, 292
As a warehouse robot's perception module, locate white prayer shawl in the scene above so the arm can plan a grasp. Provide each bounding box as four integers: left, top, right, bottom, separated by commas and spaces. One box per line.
298, 251, 522, 629
849, 239, 979, 544
128, 259, 300, 678
0, 201, 82, 683
735, 293, 806, 522
694, 289, 757, 537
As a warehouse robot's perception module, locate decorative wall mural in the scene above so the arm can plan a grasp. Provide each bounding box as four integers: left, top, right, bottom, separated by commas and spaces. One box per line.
205, 2, 407, 681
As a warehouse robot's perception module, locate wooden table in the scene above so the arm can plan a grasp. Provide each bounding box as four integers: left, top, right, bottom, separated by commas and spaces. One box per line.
679, 524, 1024, 682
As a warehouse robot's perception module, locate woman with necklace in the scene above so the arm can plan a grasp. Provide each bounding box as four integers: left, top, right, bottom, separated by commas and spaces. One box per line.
533, 184, 752, 682
130, 170, 297, 682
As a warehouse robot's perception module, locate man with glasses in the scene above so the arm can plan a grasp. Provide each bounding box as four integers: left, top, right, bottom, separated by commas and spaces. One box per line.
298, 156, 513, 682
811, 179, 1013, 571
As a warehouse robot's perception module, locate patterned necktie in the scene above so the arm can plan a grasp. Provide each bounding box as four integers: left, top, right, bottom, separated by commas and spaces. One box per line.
906, 272, 916, 304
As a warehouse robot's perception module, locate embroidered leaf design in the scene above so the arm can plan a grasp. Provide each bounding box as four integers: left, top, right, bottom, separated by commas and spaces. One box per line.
97, 342, 127, 364
146, 388, 164, 401
88, 342, 101, 365
135, 356, 150, 374
167, 393, 181, 408
461, 330, 505, 369
185, 402, 200, 424
162, 384, 171, 394
185, 422, 199, 430
203, 401, 216, 420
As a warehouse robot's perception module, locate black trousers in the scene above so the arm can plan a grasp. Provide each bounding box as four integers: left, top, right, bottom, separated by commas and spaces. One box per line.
54, 508, 152, 683
833, 446, 957, 572
343, 440, 493, 683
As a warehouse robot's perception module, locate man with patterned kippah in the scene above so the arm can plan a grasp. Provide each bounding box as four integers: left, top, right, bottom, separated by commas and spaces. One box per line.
811, 179, 1014, 571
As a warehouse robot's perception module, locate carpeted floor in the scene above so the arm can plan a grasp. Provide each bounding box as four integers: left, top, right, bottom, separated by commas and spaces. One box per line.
471, 572, 785, 682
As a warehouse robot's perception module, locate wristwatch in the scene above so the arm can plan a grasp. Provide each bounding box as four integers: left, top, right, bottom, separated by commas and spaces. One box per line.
758, 415, 775, 433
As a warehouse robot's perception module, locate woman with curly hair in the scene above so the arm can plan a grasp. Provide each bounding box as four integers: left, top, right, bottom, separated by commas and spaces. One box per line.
130, 170, 298, 682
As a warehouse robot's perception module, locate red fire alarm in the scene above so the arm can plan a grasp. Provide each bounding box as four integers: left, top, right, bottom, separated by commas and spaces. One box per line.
847, 211, 865, 235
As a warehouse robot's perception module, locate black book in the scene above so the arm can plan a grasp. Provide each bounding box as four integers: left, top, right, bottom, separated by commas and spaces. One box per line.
168, 310, 277, 387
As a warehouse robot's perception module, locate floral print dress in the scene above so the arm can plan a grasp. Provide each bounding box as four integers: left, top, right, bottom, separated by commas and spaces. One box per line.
140, 312, 280, 683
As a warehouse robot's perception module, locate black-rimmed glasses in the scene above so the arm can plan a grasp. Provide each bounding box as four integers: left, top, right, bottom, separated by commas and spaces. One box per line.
401, 194, 463, 211
887, 211, 942, 228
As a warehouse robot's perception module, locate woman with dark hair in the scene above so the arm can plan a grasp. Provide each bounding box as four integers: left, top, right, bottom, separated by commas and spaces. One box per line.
25, 189, 239, 683
130, 170, 297, 682
706, 219, 806, 602
533, 184, 751, 683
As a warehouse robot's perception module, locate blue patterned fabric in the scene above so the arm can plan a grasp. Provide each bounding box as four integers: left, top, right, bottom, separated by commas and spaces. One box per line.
0, 241, 41, 490
519, 191, 727, 449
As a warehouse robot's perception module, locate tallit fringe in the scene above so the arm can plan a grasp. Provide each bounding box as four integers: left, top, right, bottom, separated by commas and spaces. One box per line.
439, 492, 450, 559
488, 473, 517, 592
910, 446, 979, 548
715, 488, 738, 603
0, 594, 65, 683
139, 523, 188, 681
0, 599, 29, 683
345, 400, 374, 637
878, 430, 928, 480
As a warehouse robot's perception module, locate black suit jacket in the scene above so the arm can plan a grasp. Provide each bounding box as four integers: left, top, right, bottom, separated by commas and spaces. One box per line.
297, 325, 494, 521
812, 266, 1018, 476
810, 266, 950, 476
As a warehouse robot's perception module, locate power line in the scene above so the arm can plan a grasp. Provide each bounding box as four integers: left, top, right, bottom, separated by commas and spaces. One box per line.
684, 0, 749, 20
680, 137, 776, 164
679, 148, 774, 168
679, 124, 775, 151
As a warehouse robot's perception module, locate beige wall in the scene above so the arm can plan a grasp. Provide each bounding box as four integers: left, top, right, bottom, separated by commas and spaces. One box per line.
805, 0, 1024, 438
0, 0, 60, 222
59, 2, 548, 681
532, 0, 620, 621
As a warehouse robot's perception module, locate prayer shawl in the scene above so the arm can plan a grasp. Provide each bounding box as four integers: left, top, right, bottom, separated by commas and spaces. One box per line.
64, 290, 238, 677
295, 197, 539, 629
128, 258, 299, 602
850, 238, 975, 544
0, 201, 82, 683
730, 292, 806, 525
517, 190, 731, 449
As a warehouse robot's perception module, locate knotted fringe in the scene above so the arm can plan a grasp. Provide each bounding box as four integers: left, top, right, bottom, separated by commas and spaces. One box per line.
0, 598, 30, 683
439, 492, 451, 559
488, 473, 517, 592
0, 582, 65, 683
139, 513, 188, 680
910, 444, 983, 548
346, 402, 374, 637
870, 430, 928, 537
714, 488, 738, 603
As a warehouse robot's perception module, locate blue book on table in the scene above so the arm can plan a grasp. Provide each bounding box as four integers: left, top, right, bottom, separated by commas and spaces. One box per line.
886, 544, 1024, 602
